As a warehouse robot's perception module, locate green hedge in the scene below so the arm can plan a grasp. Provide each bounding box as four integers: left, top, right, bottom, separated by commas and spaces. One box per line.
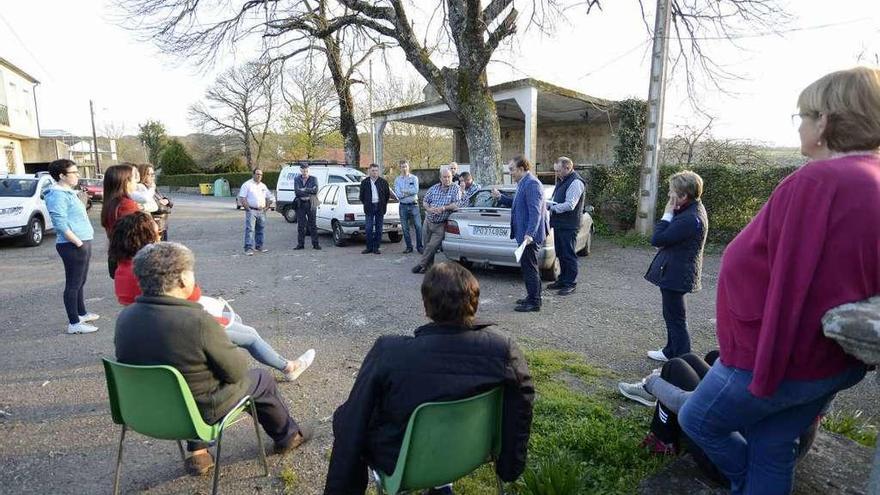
581, 163, 798, 244
158, 172, 281, 189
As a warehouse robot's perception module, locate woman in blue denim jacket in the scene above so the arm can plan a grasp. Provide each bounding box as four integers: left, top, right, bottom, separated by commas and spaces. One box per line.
45, 159, 99, 334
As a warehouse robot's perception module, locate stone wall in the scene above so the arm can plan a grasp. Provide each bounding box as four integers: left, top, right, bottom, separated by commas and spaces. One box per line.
500, 121, 618, 172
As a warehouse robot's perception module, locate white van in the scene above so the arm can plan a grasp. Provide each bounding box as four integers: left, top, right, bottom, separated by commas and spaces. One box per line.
275, 162, 366, 222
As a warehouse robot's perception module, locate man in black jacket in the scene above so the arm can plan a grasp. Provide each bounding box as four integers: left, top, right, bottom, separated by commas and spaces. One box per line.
115, 242, 309, 476
358, 163, 391, 255
294, 163, 321, 250
324, 262, 534, 494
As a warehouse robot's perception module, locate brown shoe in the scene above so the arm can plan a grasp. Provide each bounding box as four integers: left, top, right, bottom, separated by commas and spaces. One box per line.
273, 425, 313, 455
184, 451, 214, 476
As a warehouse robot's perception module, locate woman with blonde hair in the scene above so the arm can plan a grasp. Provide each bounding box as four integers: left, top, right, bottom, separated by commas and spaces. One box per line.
679, 67, 880, 493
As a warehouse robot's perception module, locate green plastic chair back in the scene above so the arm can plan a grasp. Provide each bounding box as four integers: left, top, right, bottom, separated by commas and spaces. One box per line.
379, 387, 503, 494
102, 359, 222, 442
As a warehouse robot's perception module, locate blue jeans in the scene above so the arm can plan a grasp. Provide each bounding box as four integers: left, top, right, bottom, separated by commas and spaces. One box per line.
365, 207, 384, 252
225, 317, 288, 371
399, 203, 423, 250
553, 228, 578, 287
679, 361, 867, 494
661, 289, 690, 358
244, 208, 266, 250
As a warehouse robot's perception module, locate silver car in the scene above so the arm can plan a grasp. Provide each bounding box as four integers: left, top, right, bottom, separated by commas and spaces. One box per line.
442, 185, 593, 281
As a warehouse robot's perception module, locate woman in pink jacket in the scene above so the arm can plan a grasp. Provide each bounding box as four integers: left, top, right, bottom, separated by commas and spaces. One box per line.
679, 67, 880, 494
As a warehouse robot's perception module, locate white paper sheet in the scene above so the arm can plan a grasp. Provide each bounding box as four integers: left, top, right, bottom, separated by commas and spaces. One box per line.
514, 240, 527, 263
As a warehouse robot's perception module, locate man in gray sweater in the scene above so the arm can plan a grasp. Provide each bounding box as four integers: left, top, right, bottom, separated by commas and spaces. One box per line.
115, 242, 308, 476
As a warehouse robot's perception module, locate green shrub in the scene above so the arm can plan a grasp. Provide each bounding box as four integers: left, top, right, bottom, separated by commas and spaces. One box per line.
157, 139, 197, 175
582, 163, 799, 244
158, 171, 280, 189
211, 154, 248, 173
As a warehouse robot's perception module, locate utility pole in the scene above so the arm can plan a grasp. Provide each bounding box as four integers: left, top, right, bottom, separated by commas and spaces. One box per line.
89, 100, 101, 175
368, 59, 377, 170
635, 0, 672, 236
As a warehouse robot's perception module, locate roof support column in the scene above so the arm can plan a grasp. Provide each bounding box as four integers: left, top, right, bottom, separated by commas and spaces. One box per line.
513, 87, 538, 164
372, 117, 386, 167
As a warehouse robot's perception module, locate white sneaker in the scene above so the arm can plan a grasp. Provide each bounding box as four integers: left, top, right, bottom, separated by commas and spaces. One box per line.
79, 312, 100, 323
647, 349, 669, 362
284, 349, 316, 381
68, 322, 98, 334
618, 380, 657, 407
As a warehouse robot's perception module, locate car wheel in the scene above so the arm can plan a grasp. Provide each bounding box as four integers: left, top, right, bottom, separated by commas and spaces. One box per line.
23, 217, 44, 247
540, 257, 560, 282
457, 259, 474, 269
388, 231, 402, 243
332, 222, 348, 247
283, 206, 297, 223
86, 199, 93, 211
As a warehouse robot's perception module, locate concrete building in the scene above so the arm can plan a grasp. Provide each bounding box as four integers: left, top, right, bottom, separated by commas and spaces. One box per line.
0, 57, 40, 174
371, 78, 622, 173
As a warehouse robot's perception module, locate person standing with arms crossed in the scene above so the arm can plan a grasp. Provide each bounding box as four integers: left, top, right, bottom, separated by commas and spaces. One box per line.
547, 157, 586, 296
492, 156, 548, 312
359, 163, 391, 254
411, 166, 461, 274
294, 163, 321, 250
237, 169, 275, 256
394, 160, 423, 254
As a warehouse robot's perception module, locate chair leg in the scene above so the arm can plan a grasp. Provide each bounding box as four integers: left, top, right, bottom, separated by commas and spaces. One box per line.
212, 429, 224, 495
176, 440, 186, 463
495, 473, 504, 495
113, 426, 126, 495
249, 400, 269, 476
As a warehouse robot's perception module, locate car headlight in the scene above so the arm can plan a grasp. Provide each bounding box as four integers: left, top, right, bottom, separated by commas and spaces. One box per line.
0, 207, 23, 216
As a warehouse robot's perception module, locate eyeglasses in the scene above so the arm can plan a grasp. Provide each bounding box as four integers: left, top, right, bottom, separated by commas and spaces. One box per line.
63, 169, 80, 176
791, 112, 819, 127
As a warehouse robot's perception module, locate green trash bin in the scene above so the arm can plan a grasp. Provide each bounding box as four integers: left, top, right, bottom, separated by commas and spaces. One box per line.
198, 183, 214, 195
213, 178, 231, 197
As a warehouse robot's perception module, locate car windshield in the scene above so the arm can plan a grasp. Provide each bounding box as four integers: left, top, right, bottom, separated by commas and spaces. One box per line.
467, 189, 514, 208
0, 179, 38, 197
346, 173, 365, 182
345, 183, 399, 204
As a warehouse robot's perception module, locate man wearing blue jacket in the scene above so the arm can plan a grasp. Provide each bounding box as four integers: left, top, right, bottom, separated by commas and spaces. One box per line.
492, 156, 548, 312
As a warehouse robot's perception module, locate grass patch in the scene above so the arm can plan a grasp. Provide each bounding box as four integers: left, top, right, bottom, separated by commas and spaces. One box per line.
454, 349, 667, 495
279, 466, 298, 494
599, 231, 726, 255
822, 410, 878, 448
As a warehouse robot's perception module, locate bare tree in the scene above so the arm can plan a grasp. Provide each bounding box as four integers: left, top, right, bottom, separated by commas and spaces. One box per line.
189, 62, 277, 170
662, 117, 714, 166
281, 62, 340, 159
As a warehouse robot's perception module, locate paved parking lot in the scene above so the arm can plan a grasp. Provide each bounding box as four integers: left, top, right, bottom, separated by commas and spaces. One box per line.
0, 194, 876, 494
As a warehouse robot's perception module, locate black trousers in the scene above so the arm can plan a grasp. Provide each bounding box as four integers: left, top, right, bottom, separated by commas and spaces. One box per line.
296, 205, 319, 247
553, 228, 578, 287
661, 288, 691, 358
520, 243, 541, 304
57, 241, 92, 324
188, 369, 299, 451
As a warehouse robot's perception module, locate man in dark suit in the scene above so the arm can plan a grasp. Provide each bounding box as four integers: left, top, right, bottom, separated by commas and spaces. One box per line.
294, 163, 321, 250
114, 242, 309, 476
492, 156, 548, 312
324, 262, 534, 494
358, 163, 391, 255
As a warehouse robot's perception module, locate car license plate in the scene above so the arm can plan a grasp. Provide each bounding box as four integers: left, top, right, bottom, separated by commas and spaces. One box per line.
473, 226, 508, 237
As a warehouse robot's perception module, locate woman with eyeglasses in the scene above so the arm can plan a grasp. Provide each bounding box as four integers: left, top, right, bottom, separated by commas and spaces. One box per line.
45, 159, 99, 334
136, 163, 173, 240
678, 67, 880, 493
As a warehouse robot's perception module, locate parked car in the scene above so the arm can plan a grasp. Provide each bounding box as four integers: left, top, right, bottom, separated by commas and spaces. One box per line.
441, 185, 593, 281
314, 183, 403, 246
78, 178, 103, 201
74, 184, 92, 211
0, 174, 55, 246
274, 162, 366, 222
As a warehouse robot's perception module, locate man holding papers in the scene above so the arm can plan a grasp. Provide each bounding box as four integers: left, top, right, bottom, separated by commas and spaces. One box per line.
492, 156, 548, 312
547, 157, 586, 295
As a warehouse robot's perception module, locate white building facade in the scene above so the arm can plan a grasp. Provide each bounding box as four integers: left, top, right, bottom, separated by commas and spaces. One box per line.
0, 57, 40, 175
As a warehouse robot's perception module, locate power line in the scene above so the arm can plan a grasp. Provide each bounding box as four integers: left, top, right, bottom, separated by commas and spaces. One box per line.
578, 38, 652, 80
0, 11, 55, 83
668, 17, 876, 41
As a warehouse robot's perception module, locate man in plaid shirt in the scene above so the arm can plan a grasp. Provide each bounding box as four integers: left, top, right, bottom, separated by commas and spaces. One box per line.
412, 166, 462, 274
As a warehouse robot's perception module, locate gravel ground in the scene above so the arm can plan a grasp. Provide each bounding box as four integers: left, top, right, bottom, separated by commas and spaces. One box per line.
0, 194, 876, 494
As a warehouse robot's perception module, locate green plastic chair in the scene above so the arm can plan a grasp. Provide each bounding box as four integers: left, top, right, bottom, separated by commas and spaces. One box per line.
372, 387, 505, 495
102, 359, 269, 495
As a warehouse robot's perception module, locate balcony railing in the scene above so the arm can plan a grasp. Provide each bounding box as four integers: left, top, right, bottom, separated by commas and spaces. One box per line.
0, 104, 8, 126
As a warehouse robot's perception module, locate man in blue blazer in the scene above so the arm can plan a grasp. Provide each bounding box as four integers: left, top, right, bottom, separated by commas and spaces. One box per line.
492, 156, 548, 312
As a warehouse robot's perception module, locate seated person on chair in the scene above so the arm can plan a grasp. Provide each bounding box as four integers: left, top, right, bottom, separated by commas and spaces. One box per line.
114, 242, 310, 477
324, 262, 535, 494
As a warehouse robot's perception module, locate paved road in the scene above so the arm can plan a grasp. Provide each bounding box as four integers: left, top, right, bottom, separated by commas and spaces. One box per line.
0, 194, 876, 494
